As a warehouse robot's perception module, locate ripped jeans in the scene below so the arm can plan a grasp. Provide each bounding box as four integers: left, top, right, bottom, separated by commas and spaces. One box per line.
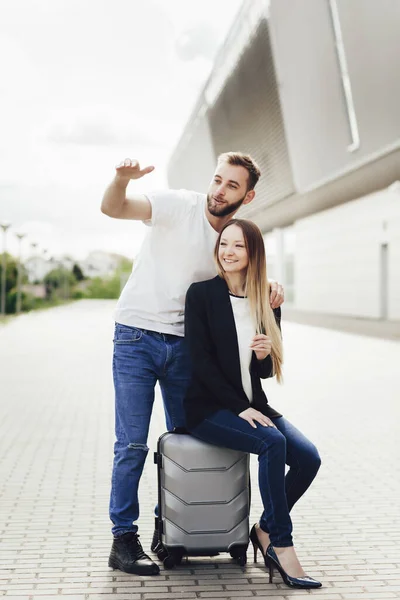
110, 323, 191, 536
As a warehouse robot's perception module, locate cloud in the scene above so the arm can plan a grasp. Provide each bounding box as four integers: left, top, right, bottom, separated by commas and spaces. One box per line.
44, 109, 158, 148
0, 34, 47, 101
175, 22, 219, 61
1, 184, 148, 261
0, 0, 244, 262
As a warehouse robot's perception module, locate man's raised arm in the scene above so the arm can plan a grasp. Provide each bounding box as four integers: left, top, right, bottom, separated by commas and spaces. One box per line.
101, 158, 154, 220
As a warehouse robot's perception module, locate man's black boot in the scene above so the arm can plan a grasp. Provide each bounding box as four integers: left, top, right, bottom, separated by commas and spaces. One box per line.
151, 517, 160, 553
109, 532, 160, 575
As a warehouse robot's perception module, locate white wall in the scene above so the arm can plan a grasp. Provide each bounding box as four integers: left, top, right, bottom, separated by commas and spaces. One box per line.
388, 183, 400, 320
294, 184, 400, 320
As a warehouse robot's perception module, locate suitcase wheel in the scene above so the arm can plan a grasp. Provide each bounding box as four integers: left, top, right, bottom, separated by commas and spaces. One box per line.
229, 546, 247, 567
163, 554, 176, 569
161, 550, 184, 569
157, 546, 168, 561
174, 552, 183, 566
237, 553, 247, 567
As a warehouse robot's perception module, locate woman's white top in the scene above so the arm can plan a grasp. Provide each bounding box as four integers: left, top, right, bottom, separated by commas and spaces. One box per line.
229, 293, 255, 403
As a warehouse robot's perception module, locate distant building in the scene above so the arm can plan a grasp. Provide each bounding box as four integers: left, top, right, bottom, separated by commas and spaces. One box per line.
21, 284, 46, 299
79, 251, 129, 279
167, 0, 400, 328
24, 251, 130, 283
25, 256, 53, 283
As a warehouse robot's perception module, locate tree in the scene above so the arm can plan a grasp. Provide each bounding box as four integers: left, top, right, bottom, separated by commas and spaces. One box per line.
6, 289, 35, 313
44, 267, 76, 299
84, 274, 121, 299
0, 253, 18, 296
0, 254, 30, 314
72, 263, 85, 281
117, 256, 133, 273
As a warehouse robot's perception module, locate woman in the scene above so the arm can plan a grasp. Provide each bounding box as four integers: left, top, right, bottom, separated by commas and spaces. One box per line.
183, 219, 322, 589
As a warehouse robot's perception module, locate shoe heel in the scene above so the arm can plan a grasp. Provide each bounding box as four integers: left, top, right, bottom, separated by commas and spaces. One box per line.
268, 560, 273, 584
251, 541, 258, 563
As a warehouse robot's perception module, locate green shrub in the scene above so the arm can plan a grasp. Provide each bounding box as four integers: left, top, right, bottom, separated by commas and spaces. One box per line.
85, 275, 120, 299
72, 289, 86, 300
6, 289, 36, 313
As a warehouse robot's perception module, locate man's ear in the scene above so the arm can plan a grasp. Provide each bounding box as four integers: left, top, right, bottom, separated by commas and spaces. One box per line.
243, 190, 255, 206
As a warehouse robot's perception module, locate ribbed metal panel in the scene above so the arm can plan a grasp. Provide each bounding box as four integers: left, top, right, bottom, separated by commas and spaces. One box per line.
167, 93, 217, 193
208, 18, 295, 220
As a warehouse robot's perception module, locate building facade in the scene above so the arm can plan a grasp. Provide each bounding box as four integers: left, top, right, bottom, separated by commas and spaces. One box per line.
167, 0, 400, 328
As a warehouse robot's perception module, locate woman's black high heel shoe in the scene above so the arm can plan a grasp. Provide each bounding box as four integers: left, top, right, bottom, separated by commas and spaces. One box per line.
249, 524, 270, 567
266, 544, 322, 589
250, 524, 322, 589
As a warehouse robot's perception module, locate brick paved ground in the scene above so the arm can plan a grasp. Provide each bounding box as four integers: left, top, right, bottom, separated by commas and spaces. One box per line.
0, 299, 399, 600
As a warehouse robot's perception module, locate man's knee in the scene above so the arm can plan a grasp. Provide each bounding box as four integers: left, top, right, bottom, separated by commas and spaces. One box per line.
126, 442, 149, 452
114, 440, 149, 456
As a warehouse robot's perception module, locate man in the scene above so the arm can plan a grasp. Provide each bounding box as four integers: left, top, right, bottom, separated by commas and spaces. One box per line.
101, 152, 284, 576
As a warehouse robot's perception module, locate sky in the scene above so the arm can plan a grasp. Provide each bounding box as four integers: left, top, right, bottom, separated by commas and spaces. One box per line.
0, 0, 243, 262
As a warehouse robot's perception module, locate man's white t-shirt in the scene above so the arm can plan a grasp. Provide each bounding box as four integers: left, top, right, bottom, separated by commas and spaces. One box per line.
115, 189, 219, 337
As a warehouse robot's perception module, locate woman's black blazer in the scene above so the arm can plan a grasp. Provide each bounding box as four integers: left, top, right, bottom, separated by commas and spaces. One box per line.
183, 275, 282, 430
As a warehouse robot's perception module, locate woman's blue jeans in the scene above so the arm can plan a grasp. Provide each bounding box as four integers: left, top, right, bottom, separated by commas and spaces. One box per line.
190, 410, 321, 547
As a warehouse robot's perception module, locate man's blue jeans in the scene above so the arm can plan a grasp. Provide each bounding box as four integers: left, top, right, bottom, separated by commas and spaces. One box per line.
110, 323, 191, 537
190, 411, 321, 547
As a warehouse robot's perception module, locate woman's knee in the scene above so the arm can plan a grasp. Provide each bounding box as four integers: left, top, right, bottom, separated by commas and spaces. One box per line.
304, 443, 322, 475
259, 426, 287, 455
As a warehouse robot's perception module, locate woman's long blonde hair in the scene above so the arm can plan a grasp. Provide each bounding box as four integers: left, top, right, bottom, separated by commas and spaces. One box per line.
214, 219, 283, 383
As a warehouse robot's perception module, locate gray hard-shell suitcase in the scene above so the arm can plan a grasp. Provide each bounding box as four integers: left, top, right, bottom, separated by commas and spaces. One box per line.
154, 431, 250, 569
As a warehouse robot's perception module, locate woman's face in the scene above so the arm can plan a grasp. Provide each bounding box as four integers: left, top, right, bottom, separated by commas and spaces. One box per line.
218, 224, 249, 275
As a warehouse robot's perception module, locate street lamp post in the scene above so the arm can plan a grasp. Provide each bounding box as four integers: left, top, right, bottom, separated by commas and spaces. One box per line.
63, 257, 72, 300
15, 232, 26, 314
30, 242, 38, 283
48, 256, 55, 299
1, 222, 11, 316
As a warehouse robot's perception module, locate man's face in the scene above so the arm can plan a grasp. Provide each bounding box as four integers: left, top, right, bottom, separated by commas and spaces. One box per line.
207, 161, 254, 218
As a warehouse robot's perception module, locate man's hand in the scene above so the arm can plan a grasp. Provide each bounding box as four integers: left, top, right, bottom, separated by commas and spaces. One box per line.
250, 334, 272, 361
238, 408, 276, 429
101, 158, 153, 220
115, 158, 154, 184
269, 281, 284, 309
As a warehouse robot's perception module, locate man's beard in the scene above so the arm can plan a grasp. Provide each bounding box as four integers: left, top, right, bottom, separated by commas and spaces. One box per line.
207, 193, 246, 217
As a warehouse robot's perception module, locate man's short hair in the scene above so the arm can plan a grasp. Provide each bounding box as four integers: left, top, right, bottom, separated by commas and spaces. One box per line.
217, 152, 261, 191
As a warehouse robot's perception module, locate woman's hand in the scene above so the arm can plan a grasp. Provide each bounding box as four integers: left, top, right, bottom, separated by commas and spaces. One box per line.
250, 334, 272, 361
238, 408, 277, 429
